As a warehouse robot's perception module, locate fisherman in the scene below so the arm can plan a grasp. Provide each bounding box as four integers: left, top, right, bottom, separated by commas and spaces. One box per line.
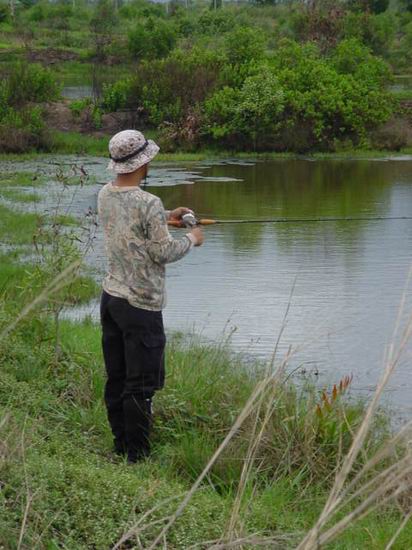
98, 129, 204, 463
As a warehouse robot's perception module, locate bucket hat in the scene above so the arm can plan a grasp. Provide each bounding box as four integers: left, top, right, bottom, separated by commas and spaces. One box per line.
107, 130, 160, 174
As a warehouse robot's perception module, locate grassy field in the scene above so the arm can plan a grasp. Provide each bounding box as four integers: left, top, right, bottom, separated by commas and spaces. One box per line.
1, 170, 412, 548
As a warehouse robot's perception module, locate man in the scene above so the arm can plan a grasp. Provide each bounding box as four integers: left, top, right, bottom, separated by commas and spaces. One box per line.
98, 129, 204, 463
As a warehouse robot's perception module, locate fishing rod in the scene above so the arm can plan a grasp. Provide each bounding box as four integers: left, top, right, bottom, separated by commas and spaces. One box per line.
167, 214, 412, 228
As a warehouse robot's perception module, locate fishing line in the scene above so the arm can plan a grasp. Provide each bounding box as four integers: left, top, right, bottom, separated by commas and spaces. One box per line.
168, 215, 412, 227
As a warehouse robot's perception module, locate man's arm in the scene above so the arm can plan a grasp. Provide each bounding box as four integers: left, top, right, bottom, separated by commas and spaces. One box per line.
145, 198, 198, 265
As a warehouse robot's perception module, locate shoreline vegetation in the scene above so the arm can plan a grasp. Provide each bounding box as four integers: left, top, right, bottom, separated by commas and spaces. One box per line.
1, 1, 412, 156
1, 165, 412, 548
0, 129, 411, 162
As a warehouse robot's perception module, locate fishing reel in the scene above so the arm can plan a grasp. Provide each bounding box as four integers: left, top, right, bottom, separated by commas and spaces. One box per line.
181, 213, 198, 228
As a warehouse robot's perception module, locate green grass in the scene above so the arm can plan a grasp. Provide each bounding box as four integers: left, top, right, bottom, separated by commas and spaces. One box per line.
0, 188, 41, 203
0, 171, 44, 187
11, 131, 412, 160
391, 89, 412, 101
0, 204, 41, 245
50, 131, 109, 155
0, 316, 411, 548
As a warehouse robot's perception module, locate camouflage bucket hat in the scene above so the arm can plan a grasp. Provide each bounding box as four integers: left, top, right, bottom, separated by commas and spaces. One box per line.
107, 129, 160, 174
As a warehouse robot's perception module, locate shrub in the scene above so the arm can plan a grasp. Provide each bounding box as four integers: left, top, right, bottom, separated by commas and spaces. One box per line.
101, 79, 133, 112
341, 11, 396, 55
69, 97, 92, 118
1, 62, 61, 106
370, 117, 412, 150
0, 2, 9, 23
276, 40, 392, 144
0, 106, 51, 153
89, 0, 118, 61
115, 48, 224, 126
197, 8, 235, 35
0, 62, 59, 153
204, 68, 285, 149
203, 39, 393, 151
119, 0, 166, 20
223, 26, 266, 66
128, 18, 176, 60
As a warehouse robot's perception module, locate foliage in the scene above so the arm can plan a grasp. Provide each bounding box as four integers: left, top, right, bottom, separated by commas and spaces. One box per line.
223, 25, 266, 66
197, 8, 235, 34
89, 0, 118, 61
128, 17, 177, 60
101, 78, 133, 112
0, 62, 60, 107
205, 68, 285, 149
0, 62, 59, 153
342, 11, 396, 55
0, 0, 410, 153
204, 39, 393, 151
69, 97, 92, 118
0, 106, 50, 153
0, 2, 9, 23
108, 47, 224, 126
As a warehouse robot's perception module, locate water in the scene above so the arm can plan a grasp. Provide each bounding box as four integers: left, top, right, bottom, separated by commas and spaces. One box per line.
389, 75, 412, 94
2, 155, 412, 414
62, 85, 93, 100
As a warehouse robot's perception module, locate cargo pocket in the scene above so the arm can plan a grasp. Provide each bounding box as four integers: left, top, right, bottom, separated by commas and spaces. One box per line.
140, 332, 166, 391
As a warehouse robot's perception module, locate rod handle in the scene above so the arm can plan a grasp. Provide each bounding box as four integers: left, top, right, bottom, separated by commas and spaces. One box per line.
198, 219, 217, 225
167, 218, 217, 228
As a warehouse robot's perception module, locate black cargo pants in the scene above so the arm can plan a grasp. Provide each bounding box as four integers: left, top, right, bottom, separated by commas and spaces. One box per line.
100, 290, 166, 460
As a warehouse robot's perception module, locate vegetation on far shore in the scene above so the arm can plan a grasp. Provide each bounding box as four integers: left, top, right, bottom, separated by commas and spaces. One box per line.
0, 0, 412, 155
1, 129, 412, 161
1, 156, 412, 548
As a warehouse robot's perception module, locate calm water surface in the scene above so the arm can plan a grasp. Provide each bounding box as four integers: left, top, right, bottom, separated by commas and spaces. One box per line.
3, 156, 412, 413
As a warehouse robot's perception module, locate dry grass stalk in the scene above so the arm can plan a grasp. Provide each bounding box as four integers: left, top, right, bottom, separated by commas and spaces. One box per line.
141, 351, 292, 550
224, 282, 296, 543
112, 493, 184, 550
297, 269, 412, 549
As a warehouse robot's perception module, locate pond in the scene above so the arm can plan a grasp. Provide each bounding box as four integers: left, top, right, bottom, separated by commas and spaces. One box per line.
2, 155, 412, 414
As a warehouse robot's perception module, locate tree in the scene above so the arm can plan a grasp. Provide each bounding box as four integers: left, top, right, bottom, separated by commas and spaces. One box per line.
90, 0, 118, 62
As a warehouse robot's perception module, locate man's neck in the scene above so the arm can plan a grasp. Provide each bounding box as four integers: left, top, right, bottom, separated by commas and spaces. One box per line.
114, 176, 141, 187
114, 166, 146, 187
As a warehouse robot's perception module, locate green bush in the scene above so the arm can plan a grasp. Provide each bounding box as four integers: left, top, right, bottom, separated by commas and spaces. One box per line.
1, 62, 61, 107
197, 8, 235, 34
128, 18, 177, 60
0, 2, 9, 23
101, 79, 132, 112
203, 39, 393, 151
224, 26, 266, 66
0, 105, 50, 153
205, 68, 285, 149
69, 97, 92, 118
109, 48, 224, 126
341, 11, 396, 55
119, 0, 166, 20
0, 62, 59, 153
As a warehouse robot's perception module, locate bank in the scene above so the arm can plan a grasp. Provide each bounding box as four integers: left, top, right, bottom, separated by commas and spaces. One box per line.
1, 129, 412, 162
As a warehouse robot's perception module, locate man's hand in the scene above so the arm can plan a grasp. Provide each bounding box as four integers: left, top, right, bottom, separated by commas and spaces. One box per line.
190, 227, 204, 247
169, 207, 194, 221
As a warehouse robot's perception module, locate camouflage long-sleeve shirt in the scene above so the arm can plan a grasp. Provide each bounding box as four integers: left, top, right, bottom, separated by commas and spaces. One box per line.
98, 183, 194, 311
